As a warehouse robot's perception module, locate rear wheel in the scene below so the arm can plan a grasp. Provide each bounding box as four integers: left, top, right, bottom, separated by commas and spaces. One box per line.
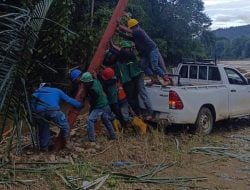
195, 107, 214, 135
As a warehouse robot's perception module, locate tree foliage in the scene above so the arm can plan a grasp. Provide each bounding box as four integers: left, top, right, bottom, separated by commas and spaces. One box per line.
127, 0, 212, 62
214, 36, 250, 59
214, 24, 250, 39
213, 25, 250, 59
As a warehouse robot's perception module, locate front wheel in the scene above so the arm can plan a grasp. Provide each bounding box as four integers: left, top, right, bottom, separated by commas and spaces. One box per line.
195, 107, 214, 135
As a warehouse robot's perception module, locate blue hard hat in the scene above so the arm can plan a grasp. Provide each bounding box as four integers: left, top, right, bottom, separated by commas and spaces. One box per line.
70, 69, 81, 81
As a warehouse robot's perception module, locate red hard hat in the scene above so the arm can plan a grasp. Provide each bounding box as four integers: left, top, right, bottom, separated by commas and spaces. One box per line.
101, 67, 115, 80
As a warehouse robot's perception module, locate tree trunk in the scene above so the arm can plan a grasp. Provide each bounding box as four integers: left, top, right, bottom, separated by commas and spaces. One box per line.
90, 0, 95, 27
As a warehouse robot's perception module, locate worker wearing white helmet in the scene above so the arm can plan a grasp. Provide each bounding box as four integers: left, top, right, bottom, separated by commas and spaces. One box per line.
31, 82, 82, 151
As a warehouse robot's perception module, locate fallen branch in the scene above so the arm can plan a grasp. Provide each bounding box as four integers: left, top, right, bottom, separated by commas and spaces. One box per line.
94, 174, 109, 190
81, 175, 110, 190
190, 146, 250, 163
110, 162, 207, 185
14, 161, 70, 165
3, 165, 64, 173
174, 137, 180, 151
56, 171, 75, 189
89, 144, 114, 157
226, 135, 250, 142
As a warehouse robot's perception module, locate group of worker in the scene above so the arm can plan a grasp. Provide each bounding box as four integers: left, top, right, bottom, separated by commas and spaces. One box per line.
31, 18, 169, 151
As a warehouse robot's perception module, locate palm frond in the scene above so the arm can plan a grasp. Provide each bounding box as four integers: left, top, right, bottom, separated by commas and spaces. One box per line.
0, 0, 77, 148
0, 0, 55, 142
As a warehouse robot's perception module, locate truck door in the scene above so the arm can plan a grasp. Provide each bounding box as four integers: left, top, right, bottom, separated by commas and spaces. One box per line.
225, 68, 250, 117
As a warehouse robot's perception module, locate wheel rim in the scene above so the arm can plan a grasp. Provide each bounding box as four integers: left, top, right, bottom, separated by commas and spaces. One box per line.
199, 114, 211, 130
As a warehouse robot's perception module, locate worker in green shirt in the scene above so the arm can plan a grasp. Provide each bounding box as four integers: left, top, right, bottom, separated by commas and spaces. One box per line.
111, 40, 154, 119
80, 72, 116, 142
100, 67, 131, 127
111, 41, 140, 115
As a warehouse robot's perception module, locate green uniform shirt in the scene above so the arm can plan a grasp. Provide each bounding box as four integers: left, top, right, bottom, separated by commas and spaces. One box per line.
128, 61, 142, 78
106, 83, 118, 104
114, 61, 131, 84
90, 79, 108, 109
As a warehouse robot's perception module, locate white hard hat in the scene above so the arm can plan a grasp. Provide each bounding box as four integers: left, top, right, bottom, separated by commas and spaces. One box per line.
39, 83, 47, 88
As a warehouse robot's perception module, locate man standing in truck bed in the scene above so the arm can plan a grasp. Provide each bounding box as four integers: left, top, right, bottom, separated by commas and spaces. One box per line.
118, 18, 170, 85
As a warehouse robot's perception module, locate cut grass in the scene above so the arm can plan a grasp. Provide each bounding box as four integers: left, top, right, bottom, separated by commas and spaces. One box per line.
1, 123, 249, 189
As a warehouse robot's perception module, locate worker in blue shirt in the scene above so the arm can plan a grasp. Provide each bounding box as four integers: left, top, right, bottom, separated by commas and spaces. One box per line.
31, 83, 82, 151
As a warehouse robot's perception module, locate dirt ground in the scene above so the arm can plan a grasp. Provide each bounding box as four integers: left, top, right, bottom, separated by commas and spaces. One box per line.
1, 60, 250, 190
0, 116, 249, 190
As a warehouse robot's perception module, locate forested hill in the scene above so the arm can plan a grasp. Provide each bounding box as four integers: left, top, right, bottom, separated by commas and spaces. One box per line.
214, 24, 250, 39
213, 24, 250, 59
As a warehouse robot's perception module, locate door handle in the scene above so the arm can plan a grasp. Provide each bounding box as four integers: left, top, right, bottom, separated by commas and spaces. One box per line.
160, 94, 168, 97
231, 89, 236, 92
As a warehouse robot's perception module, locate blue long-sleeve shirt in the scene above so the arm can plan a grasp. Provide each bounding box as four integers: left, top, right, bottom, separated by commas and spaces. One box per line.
31, 87, 82, 112
132, 26, 156, 55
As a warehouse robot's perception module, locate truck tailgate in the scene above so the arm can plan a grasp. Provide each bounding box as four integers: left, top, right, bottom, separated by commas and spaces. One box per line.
139, 85, 170, 113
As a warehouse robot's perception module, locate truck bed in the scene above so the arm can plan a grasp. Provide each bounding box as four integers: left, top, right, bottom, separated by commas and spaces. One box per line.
140, 84, 228, 115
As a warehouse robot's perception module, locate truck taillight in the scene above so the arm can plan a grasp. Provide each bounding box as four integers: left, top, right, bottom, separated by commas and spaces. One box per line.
169, 90, 184, 110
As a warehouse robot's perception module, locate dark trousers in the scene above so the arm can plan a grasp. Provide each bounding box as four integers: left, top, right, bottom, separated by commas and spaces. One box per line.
110, 103, 126, 126
123, 81, 140, 115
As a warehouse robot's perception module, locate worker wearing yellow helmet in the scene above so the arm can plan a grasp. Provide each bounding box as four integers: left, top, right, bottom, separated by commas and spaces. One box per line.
118, 18, 170, 85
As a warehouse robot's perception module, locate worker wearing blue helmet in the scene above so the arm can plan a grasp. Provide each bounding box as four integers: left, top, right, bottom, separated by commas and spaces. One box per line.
69, 68, 82, 97
70, 69, 81, 81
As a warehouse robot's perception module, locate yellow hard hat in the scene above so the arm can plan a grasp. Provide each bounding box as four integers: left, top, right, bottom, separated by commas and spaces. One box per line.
127, 19, 139, 28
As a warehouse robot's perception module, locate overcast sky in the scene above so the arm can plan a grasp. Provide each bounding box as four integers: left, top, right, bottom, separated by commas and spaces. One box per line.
203, 0, 250, 29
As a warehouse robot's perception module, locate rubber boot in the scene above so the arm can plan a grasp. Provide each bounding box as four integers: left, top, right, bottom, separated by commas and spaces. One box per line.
52, 133, 65, 151
64, 137, 74, 150
131, 117, 147, 135
112, 119, 122, 133
124, 121, 133, 133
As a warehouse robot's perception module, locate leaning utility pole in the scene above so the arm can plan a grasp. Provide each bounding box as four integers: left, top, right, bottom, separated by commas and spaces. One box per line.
67, 0, 129, 129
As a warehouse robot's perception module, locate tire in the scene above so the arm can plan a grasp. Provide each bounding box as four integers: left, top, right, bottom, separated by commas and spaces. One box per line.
195, 107, 214, 135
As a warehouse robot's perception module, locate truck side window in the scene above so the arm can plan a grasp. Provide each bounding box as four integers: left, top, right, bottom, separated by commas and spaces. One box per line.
208, 67, 221, 81
225, 68, 247, 85
190, 66, 197, 79
180, 65, 188, 78
199, 66, 207, 80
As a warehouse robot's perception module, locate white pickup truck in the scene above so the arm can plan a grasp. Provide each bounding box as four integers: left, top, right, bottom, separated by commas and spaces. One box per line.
141, 61, 250, 134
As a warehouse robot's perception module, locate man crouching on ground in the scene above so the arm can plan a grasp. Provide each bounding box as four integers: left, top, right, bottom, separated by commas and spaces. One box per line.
80, 72, 116, 142
31, 83, 82, 151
